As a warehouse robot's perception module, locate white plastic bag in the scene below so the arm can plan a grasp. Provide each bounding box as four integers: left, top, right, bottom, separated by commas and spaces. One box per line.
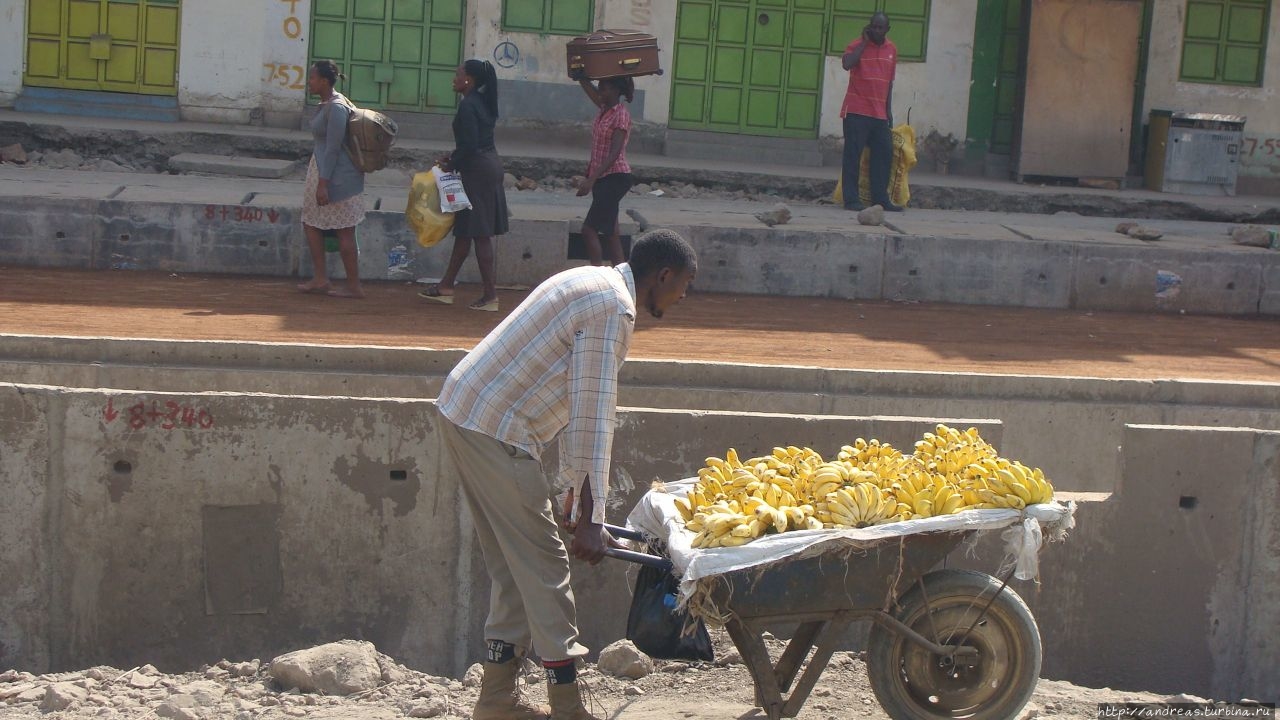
430, 166, 472, 213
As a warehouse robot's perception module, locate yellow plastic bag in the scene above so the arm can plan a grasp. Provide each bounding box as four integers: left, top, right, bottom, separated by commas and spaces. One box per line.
833, 124, 917, 208
406, 170, 454, 248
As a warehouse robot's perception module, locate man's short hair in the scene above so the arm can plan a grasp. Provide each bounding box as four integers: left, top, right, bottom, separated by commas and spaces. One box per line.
629, 229, 697, 279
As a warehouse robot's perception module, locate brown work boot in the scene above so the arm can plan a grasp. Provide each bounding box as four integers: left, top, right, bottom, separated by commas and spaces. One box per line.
547, 680, 602, 720
471, 658, 550, 720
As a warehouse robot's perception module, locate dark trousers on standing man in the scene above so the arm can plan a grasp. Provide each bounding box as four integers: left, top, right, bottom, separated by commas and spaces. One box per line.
841, 113, 892, 208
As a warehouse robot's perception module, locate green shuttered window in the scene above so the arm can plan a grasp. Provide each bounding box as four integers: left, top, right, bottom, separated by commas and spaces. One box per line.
502, 0, 593, 35
1179, 0, 1268, 86
829, 0, 930, 61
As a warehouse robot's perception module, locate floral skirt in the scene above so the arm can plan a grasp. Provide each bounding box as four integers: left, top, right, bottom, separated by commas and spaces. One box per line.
301, 157, 366, 230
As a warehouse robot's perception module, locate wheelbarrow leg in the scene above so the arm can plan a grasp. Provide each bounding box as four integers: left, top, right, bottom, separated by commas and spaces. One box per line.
773, 621, 824, 693
725, 617, 785, 720
780, 612, 854, 718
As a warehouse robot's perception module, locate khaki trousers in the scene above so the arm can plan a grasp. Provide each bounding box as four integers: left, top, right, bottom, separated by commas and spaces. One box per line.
441, 419, 588, 661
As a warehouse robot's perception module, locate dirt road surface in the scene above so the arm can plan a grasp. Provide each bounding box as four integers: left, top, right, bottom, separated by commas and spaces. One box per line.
2, 267, 1278, 382
0, 632, 1188, 720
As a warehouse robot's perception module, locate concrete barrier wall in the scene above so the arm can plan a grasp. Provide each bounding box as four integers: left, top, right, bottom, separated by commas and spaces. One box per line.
0, 381, 1000, 678
0, 383, 478, 679
4, 381, 1278, 699
957, 424, 1280, 702
3, 336, 1278, 495
2, 196, 1277, 315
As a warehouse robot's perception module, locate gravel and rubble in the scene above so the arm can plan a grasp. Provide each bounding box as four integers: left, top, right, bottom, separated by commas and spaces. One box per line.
0, 631, 1217, 720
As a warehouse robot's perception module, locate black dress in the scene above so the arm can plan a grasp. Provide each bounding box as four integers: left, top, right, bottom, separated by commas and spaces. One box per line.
450, 92, 510, 238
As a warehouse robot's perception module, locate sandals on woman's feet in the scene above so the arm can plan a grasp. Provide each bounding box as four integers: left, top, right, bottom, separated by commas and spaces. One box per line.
418, 284, 454, 304
468, 298, 499, 312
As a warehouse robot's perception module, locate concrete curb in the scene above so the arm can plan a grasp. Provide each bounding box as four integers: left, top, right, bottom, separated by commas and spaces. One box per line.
3, 193, 1277, 316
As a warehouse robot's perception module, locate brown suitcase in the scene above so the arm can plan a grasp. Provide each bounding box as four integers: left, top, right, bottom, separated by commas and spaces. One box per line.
566, 29, 662, 80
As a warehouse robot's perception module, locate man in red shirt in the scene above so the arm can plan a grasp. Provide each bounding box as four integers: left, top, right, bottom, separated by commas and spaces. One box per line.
840, 12, 903, 212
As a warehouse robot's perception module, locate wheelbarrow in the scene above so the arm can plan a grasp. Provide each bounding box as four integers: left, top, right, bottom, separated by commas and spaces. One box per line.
606, 526, 1042, 720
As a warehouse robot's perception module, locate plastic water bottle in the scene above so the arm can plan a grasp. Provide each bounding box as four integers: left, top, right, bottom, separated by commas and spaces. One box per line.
1269, 229, 1279, 250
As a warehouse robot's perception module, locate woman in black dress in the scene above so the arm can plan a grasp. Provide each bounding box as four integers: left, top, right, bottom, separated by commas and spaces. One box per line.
420, 59, 510, 312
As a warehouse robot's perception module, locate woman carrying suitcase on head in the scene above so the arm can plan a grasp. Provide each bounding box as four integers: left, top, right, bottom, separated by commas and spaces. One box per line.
575, 75, 634, 267
420, 59, 510, 312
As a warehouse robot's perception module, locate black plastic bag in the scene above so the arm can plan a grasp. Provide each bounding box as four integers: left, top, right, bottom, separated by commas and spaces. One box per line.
625, 563, 714, 662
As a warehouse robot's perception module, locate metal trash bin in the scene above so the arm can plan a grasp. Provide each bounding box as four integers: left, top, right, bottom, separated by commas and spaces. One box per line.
1144, 110, 1246, 196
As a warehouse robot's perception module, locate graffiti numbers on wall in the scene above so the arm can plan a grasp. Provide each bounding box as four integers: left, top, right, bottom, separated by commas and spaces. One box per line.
264, 63, 306, 90
1241, 137, 1280, 158
104, 398, 215, 431
204, 205, 282, 224
630, 0, 653, 26
280, 0, 303, 39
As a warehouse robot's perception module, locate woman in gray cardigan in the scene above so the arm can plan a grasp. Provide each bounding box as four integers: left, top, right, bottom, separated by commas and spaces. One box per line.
297, 60, 366, 298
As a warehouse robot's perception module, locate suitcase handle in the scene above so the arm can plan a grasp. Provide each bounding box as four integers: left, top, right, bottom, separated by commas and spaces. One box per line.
619, 58, 641, 67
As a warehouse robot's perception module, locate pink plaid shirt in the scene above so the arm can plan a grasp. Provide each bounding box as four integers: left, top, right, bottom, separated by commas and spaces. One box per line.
436, 264, 637, 524
587, 103, 631, 178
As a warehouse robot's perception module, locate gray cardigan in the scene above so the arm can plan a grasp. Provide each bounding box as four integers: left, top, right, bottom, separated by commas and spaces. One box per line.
310, 93, 364, 204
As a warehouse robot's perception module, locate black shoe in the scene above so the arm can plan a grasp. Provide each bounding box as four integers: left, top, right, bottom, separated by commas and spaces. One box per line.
878, 201, 905, 212
843, 202, 865, 211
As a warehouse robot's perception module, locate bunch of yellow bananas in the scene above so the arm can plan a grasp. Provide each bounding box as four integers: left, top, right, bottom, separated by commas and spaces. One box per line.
674, 428, 1055, 549
815, 482, 897, 528
961, 457, 1055, 509
888, 469, 966, 520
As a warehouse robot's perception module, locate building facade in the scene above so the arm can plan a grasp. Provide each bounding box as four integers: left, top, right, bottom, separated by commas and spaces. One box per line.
0, 0, 1275, 193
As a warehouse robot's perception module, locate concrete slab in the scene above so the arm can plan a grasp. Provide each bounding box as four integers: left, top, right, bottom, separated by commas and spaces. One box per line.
95, 200, 297, 274
0, 386, 51, 673
888, 218, 1024, 241
883, 235, 1074, 308
0, 174, 121, 200
1073, 245, 1265, 315
686, 225, 886, 300
168, 153, 300, 179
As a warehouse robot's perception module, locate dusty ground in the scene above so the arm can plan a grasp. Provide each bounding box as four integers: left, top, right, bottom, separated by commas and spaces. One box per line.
2, 267, 1279, 382
1, 630, 1187, 720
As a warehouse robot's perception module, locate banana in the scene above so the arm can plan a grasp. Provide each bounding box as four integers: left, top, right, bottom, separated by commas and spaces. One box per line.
674, 497, 693, 522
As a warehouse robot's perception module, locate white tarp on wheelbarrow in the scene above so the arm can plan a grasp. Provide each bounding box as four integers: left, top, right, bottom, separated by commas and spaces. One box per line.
627, 478, 1076, 603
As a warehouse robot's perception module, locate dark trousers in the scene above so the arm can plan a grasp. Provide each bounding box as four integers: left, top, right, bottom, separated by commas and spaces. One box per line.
841, 113, 893, 207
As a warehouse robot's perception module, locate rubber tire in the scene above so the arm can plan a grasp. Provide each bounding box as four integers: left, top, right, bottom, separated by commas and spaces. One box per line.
867, 569, 1041, 720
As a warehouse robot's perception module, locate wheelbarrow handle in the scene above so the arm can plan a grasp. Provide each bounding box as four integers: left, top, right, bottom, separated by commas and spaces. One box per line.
603, 523, 645, 542
604, 547, 674, 573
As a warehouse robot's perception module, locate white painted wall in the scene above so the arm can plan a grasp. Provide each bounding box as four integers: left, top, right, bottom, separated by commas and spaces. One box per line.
1143, 0, 1280, 183
468, 0, 674, 124
600, 0, 678, 124
178, 0, 310, 125
0, 0, 27, 105
820, 0, 977, 141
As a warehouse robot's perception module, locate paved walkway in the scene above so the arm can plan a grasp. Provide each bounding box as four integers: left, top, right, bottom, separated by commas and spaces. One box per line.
2, 107, 1277, 222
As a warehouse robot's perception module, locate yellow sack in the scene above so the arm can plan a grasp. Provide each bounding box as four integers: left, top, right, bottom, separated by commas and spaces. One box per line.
406, 170, 454, 248
833, 124, 917, 208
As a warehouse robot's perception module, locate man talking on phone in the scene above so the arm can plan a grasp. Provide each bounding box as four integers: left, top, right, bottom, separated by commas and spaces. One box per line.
840, 12, 903, 213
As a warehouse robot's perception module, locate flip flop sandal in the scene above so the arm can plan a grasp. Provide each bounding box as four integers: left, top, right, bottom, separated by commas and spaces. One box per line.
418, 284, 454, 304
468, 298, 500, 312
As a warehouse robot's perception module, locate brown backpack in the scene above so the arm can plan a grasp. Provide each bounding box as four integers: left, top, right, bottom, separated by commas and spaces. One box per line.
335, 97, 398, 173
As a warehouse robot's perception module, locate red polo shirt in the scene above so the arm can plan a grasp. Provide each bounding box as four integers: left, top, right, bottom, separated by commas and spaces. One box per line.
841, 38, 897, 121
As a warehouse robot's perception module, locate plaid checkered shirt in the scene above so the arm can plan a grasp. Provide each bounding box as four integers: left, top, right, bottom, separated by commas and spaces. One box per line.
587, 103, 632, 179
436, 264, 637, 524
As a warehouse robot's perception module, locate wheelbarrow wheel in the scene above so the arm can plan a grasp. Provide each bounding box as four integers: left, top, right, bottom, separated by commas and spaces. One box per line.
867, 569, 1041, 720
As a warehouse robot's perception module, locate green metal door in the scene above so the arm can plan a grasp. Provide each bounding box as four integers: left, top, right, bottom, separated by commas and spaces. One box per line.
990, 0, 1021, 154
25, 0, 180, 95
310, 0, 464, 113
671, 0, 827, 137
964, 0, 1021, 160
